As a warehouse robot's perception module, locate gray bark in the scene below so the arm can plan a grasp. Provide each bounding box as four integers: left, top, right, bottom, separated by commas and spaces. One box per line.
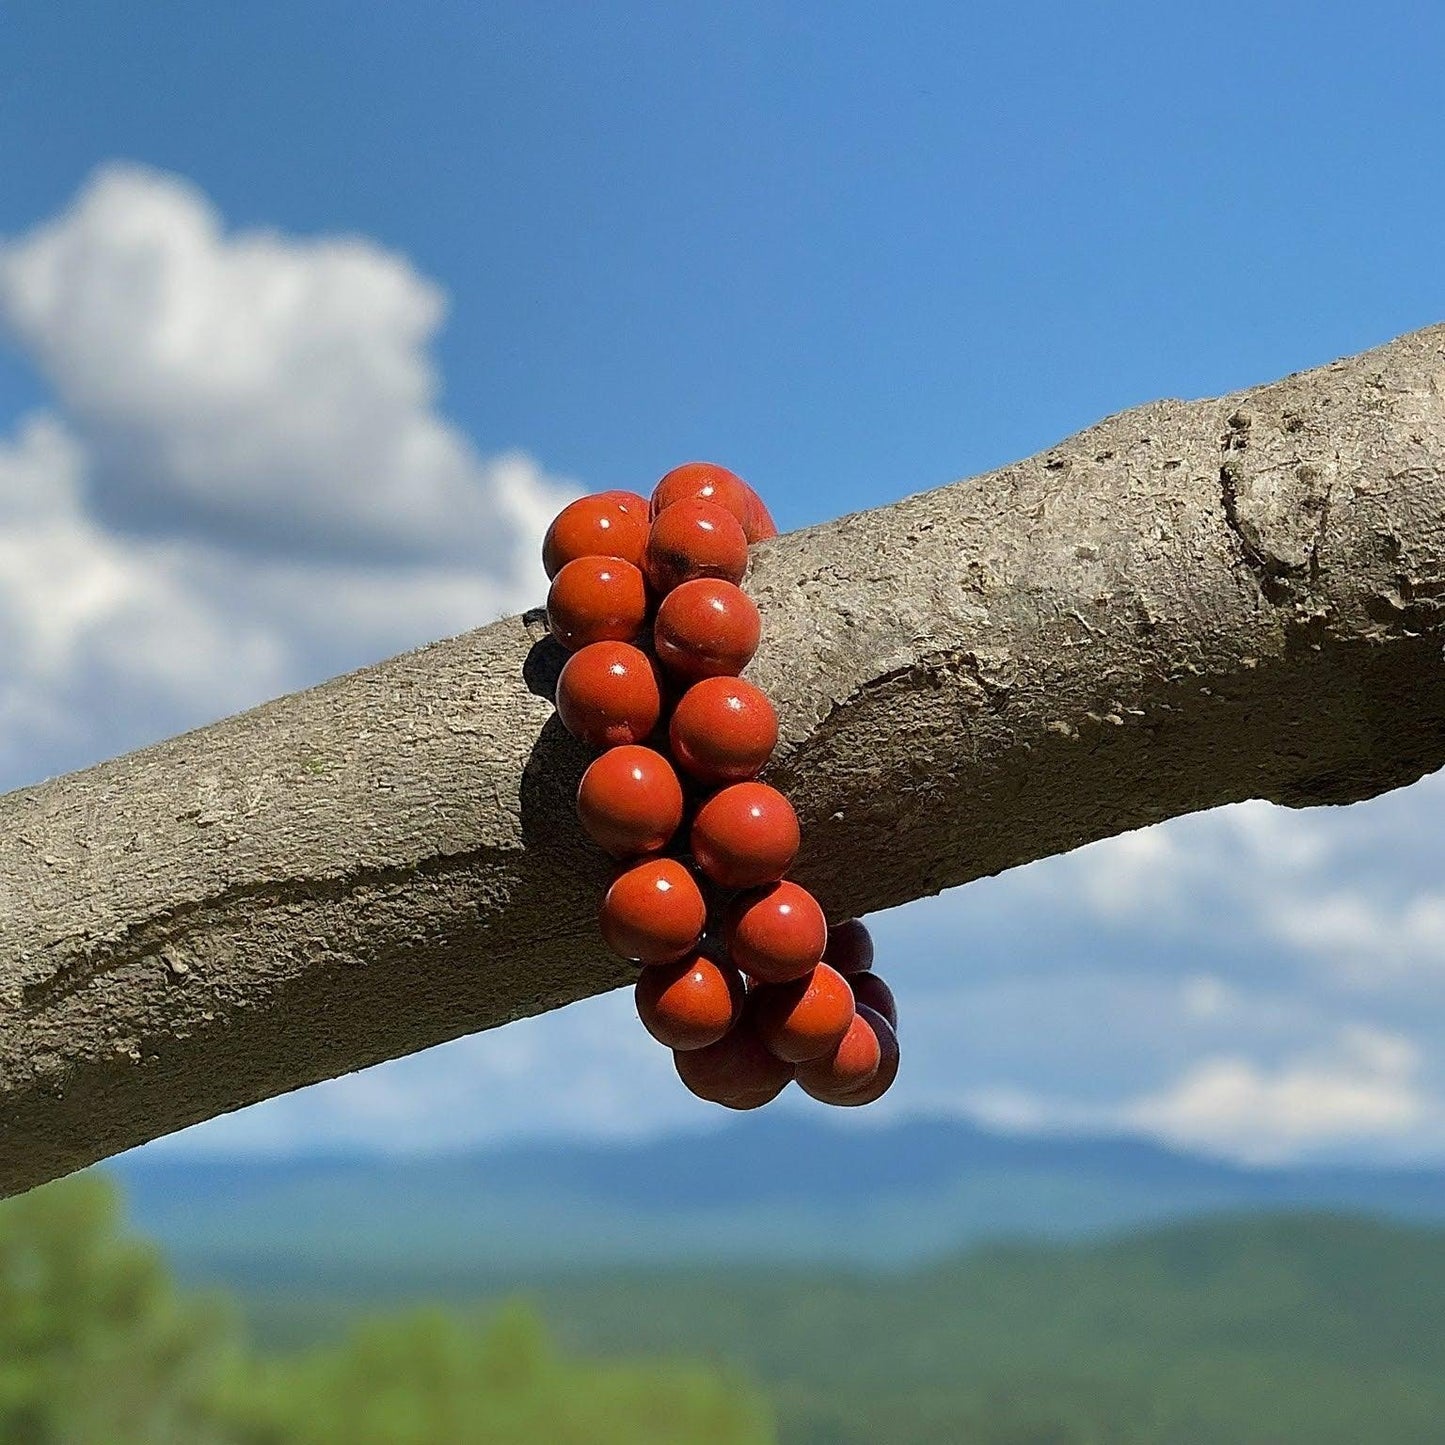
3, 324, 1445, 1198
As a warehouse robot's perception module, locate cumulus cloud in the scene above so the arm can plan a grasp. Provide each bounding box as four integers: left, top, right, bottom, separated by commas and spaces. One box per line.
0, 412, 287, 773
1124, 1027, 1430, 1163
997, 777, 1445, 999
0, 165, 574, 779
0, 163, 566, 564
1181, 974, 1237, 1021
947, 1027, 1433, 1164
145, 991, 707, 1156
1057, 797, 1340, 940
845, 775, 1445, 1164
1268, 890, 1445, 985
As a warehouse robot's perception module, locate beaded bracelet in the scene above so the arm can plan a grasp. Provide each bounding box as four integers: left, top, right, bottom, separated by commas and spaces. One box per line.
539, 462, 900, 1111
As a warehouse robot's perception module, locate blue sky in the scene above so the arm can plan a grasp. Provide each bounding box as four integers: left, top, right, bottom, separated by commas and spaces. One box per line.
2, 3, 1444, 1165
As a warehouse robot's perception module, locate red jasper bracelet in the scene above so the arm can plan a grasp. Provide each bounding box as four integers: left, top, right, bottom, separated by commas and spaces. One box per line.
537, 461, 899, 1111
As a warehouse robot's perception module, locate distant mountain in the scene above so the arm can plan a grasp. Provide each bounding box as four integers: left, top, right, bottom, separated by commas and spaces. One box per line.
112, 1115, 1445, 1287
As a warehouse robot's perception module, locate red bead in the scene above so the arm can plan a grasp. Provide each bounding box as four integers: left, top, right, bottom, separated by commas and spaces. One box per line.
673, 1012, 793, 1109
653, 578, 761, 682
823, 918, 874, 975
645, 498, 749, 595
725, 881, 828, 985
848, 972, 897, 1031
635, 953, 745, 1051
747, 493, 778, 542
752, 962, 856, 1063
795, 1008, 882, 1102
542, 490, 650, 578
556, 641, 663, 749
546, 556, 648, 651
668, 677, 778, 785
825, 1006, 899, 1107
651, 462, 774, 545
599, 858, 706, 964
691, 782, 799, 889
576, 745, 683, 857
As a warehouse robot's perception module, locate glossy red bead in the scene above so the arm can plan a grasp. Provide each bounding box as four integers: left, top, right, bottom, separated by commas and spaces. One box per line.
795, 1008, 882, 1102
542, 490, 650, 579
546, 556, 648, 651
635, 953, 746, 1051
576, 745, 684, 857
848, 972, 897, 1031
599, 857, 706, 964
645, 497, 749, 595
673, 1012, 793, 1109
536, 471, 816, 1113
825, 1006, 899, 1107
752, 962, 856, 1064
556, 641, 663, 749
668, 677, 778, 785
650, 462, 774, 545
691, 782, 800, 890
823, 918, 874, 975
725, 881, 828, 985
653, 577, 761, 682
747, 493, 778, 542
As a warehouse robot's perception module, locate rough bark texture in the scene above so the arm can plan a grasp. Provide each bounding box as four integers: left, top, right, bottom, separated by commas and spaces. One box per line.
4, 325, 1445, 1198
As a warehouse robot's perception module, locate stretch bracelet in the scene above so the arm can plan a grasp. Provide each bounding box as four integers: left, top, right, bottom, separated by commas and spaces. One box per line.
539, 462, 900, 1111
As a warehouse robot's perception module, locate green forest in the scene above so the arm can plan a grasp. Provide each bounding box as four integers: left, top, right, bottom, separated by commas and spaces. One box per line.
7, 1170, 1445, 1444
0, 1174, 771, 1444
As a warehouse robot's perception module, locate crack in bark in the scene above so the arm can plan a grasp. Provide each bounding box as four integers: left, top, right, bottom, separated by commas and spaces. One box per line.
16, 838, 546, 1015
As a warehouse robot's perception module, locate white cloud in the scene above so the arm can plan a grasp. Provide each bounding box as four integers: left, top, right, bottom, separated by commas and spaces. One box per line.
1057, 797, 1339, 934
928, 1024, 1434, 1164
999, 774, 1445, 1001
1268, 891, 1445, 985
1123, 1026, 1429, 1163
1181, 974, 1237, 1021
0, 413, 288, 772
1068, 821, 1184, 919
0, 165, 575, 778
960, 1084, 1081, 1135
0, 163, 568, 564
145, 990, 711, 1156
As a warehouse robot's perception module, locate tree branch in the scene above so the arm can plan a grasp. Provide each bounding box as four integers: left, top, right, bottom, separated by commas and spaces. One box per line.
4, 325, 1445, 1197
